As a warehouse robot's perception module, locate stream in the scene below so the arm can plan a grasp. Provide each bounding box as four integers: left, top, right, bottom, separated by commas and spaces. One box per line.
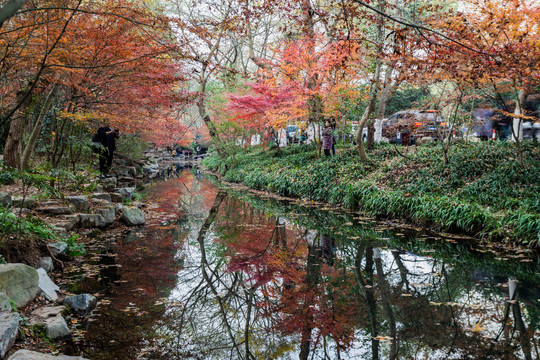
65, 170, 539, 360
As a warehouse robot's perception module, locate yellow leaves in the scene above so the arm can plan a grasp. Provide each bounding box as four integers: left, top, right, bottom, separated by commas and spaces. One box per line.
373, 336, 394, 342
471, 323, 487, 332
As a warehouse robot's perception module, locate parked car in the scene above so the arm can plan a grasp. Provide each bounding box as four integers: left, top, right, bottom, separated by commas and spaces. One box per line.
382, 110, 446, 145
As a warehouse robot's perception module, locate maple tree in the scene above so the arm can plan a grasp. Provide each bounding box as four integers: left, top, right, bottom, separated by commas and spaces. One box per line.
1, 0, 189, 168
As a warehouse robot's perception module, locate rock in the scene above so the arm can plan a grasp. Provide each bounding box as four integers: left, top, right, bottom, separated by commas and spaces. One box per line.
90, 193, 111, 202
65, 196, 90, 211
0, 264, 39, 308
59, 215, 80, 231
99, 177, 117, 192
62, 294, 97, 317
0, 193, 12, 207
44, 315, 70, 340
0, 312, 20, 359
119, 207, 145, 226
28, 306, 70, 341
98, 206, 115, 224
8, 350, 89, 360
116, 166, 137, 178
11, 196, 37, 209
35, 206, 74, 216
94, 185, 104, 192
79, 214, 106, 229
37, 268, 60, 302
48, 242, 67, 257
109, 192, 123, 203
38, 258, 54, 273
114, 187, 136, 200
0, 293, 12, 312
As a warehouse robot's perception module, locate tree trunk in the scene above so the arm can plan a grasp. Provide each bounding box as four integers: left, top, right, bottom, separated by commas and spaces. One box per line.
3, 92, 32, 169
512, 88, 529, 166
356, 60, 381, 161
21, 86, 57, 169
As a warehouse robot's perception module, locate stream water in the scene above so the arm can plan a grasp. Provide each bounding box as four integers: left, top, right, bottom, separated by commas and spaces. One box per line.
66, 171, 539, 360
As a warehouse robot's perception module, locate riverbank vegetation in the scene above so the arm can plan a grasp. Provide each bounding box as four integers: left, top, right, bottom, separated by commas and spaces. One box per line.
204, 141, 540, 245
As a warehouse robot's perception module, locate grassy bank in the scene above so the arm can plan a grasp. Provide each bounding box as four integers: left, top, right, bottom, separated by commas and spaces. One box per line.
203, 141, 540, 245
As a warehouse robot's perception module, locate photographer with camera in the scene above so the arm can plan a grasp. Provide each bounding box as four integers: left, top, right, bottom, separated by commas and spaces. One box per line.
94, 125, 120, 177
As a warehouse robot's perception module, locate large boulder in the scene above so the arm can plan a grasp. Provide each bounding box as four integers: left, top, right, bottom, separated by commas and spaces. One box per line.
62, 294, 97, 317
0, 264, 39, 308
0, 193, 11, 207
8, 350, 89, 359
0, 312, 20, 359
119, 207, 145, 226
37, 269, 60, 302
65, 196, 90, 211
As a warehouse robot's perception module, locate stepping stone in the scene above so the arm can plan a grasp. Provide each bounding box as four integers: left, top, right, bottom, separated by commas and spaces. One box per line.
35, 206, 74, 216
79, 214, 106, 229
65, 196, 90, 211
28, 306, 70, 341
90, 193, 111, 202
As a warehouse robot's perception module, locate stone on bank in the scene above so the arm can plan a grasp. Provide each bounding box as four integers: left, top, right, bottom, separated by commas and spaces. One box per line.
0, 264, 39, 309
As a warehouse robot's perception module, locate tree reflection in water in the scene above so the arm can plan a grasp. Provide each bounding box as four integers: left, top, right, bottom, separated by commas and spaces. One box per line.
94, 175, 538, 360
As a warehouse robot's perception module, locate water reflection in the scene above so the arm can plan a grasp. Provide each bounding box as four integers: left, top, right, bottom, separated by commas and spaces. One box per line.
76, 174, 539, 359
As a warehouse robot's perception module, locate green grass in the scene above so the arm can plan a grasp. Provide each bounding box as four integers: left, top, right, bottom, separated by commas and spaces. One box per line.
203, 141, 540, 245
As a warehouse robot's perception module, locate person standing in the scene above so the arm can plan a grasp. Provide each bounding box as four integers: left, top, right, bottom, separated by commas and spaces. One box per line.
322, 120, 333, 157
96, 125, 120, 176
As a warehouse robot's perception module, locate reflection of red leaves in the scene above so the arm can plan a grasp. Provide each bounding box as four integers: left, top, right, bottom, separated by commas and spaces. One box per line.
216, 197, 360, 348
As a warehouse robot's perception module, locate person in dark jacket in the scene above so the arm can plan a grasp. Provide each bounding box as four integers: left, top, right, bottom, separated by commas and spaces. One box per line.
96, 126, 120, 176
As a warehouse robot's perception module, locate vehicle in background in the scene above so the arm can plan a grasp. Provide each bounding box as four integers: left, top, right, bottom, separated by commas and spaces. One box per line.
350, 122, 369, 143
523, 121, 540, 141
382, 110, 446, 145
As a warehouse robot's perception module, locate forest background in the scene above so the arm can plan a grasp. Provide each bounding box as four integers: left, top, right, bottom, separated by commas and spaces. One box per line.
0, 0, 538, 242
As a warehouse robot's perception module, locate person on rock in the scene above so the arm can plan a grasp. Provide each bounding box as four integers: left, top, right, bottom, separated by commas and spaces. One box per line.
95, 125, 120, 177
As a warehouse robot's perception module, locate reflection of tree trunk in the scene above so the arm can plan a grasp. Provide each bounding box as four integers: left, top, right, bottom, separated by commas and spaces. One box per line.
354, 245, 379, 360
374, 249, 398, 360
509, 280, 533, 360
271, 217, 287, 247
197, 191, 249, 359
299, 243, 321, 360
392, 250, 409, 291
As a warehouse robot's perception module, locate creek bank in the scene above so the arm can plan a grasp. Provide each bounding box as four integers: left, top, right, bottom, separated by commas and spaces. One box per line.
203, 142, 540, 246
0, 148, 202, 358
